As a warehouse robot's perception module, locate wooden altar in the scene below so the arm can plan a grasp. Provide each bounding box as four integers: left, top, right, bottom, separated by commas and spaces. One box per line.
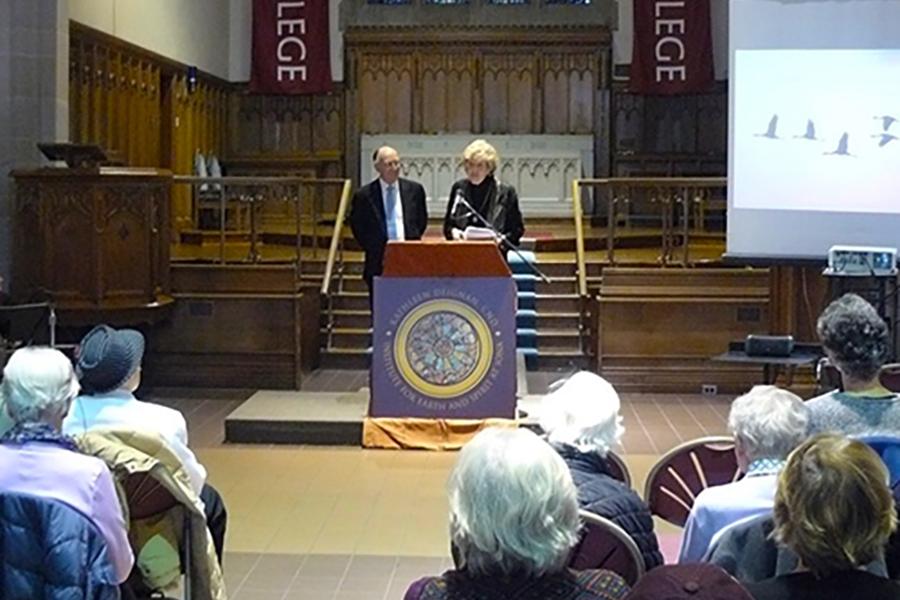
10, 167, 173, 324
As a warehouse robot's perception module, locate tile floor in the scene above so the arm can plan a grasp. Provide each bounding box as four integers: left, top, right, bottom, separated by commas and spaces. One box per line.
145, 372, 733, 599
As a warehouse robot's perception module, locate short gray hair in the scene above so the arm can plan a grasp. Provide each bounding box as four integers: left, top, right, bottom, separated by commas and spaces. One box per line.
540, 371, 624, 457
728, 386, 808, 461
448, 428, 580, 577
1, 347, 79, 425
817, 293, 890, 382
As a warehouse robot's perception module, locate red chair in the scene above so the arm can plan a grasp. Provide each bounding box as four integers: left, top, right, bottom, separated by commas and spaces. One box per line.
880, 363, 900, 393
569, 509, 645, 586
816, 356, 842, 394
120, 472, 193, 600
643, 436, 740, 527
605, 451, 632, 488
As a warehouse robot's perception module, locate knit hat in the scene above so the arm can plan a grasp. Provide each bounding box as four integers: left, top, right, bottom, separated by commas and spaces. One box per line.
76, 325, 145, 394
624, 565, 753, 600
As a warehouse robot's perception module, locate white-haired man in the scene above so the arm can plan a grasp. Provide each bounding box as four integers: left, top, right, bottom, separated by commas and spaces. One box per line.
349, 146, 428, 308
540, 371, 663, 570
404, 428, 629, 599
678, 386, 809, 563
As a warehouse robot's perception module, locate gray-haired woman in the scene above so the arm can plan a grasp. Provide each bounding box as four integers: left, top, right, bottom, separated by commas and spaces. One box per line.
0, 346, 133, 582
540, 371, 663, 570
403, 427, 629, 600
807, 293, 900, 436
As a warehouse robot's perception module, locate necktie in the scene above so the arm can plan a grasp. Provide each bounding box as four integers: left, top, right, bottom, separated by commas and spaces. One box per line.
385, 185, 399, 240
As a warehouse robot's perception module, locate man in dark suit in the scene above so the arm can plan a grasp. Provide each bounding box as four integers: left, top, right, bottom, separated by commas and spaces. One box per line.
349, 146, 428, 308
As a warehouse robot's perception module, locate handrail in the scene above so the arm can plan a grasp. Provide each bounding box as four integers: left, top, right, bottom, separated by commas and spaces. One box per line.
321, 179, 354, 296
571, 179, 588, 298
173, 176, 349, 185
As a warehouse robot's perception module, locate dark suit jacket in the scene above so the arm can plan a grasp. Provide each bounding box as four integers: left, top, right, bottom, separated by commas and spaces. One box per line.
442, 177, 524, 251
349, 177, 428, 282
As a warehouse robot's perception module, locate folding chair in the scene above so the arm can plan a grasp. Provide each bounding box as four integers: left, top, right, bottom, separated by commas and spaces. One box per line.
569, 509, 645, 586
644, 436, 740, 527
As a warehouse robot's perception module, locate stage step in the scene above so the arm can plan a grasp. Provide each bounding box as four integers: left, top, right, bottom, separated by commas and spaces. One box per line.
320, 347, 370, 369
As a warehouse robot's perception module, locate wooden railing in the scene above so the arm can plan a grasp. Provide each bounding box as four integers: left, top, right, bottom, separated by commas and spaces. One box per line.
172, 175, 350, 264
572, 177, 727, 287
320, 180, 354, 351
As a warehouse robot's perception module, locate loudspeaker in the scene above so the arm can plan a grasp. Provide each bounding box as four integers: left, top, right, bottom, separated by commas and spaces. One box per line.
745, 334, 794, 357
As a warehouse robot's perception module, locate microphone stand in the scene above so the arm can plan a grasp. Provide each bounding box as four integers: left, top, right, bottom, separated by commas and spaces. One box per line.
454, 195, 552, 284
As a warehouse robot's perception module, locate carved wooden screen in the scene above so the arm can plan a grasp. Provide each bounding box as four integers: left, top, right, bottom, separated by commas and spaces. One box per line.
344, 27, 610, 180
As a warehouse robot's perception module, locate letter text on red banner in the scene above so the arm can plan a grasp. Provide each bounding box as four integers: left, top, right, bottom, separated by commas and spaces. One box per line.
630, 0, 714, 95
250, 0, 332, 94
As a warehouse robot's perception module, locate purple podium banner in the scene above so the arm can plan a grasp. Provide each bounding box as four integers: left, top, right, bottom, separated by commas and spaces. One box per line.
370, 277, 517, 419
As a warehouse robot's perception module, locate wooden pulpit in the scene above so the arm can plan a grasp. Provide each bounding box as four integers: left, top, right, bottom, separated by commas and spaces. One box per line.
10, 167, 173, 324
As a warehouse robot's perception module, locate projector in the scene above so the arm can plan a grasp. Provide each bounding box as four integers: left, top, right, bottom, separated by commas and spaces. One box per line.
826, 245, 897, 277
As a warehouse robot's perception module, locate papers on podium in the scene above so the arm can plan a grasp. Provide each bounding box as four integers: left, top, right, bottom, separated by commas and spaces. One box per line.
463, 226, 496, 241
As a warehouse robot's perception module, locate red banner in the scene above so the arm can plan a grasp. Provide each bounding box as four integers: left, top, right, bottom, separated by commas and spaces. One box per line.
630, 0, 714, 95
250, 0, 332, 94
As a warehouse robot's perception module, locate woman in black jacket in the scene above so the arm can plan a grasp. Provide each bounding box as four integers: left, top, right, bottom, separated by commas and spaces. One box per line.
443, 139, 524, 254
540, 371, 664, 570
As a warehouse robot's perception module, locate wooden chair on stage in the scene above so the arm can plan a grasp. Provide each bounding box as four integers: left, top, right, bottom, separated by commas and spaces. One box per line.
644, 436, 740, 527
568, 509, 645, 586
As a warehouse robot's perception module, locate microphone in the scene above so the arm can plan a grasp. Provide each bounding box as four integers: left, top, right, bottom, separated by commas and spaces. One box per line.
451, 190, 466, 217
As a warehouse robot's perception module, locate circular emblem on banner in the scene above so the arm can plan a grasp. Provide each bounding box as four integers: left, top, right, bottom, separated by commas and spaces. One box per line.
394, 299, 494, 398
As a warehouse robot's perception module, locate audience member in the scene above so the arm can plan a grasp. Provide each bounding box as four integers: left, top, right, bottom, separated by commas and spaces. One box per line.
624, 564, 753, 600
0, 346, 133, 582
744, 434, 900, 599
404, 428, 630, 600
679, 386, 808, 563
62, 324, 227, 562
807, 293, 900, 436
541, 371, 663, 570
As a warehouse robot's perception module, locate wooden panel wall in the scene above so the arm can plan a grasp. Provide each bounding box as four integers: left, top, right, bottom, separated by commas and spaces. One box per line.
594, 268, 771, 393
227, 91, 344, 161
69, 32, 162, 167
611, 82, 727, 177
69, 23, 231, 230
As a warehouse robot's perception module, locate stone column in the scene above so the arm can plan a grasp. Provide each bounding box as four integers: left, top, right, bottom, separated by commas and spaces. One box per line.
0, 0, 68, 292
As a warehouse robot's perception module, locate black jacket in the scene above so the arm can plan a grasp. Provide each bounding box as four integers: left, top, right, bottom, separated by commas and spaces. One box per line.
349, 178, 428, 282
559, 447, 664, 571
443, 177, 524, 250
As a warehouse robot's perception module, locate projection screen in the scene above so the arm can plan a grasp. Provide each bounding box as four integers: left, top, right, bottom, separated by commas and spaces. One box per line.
727, 0, 900, 260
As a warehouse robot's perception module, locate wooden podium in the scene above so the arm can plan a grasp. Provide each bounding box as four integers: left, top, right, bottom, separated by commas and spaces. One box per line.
10, 167, 173, 325
364, 241, 518, 449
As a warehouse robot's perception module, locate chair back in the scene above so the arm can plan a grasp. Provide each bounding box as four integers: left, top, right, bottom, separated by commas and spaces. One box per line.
816, 356, 842, 394
605, 451, 632, 488
569, 509, 645, 586
122, 471, 182, 520
857, 435, 900, 488
644, 436, 739, 527
880, 364, 900, 393
625, 564, 754, 600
